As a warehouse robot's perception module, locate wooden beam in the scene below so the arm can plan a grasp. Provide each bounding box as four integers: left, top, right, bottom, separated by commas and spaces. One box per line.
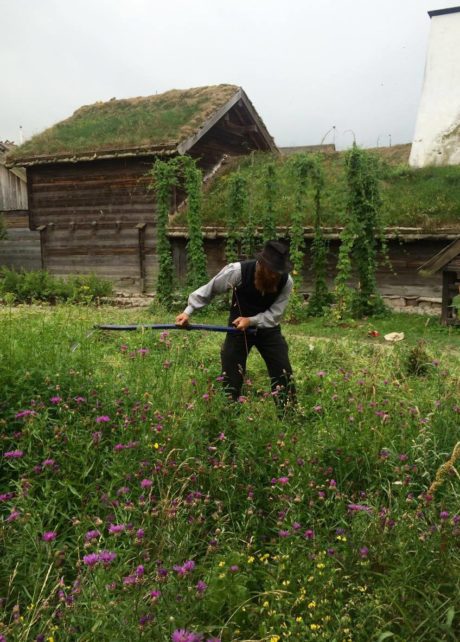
419, 237, 460, 275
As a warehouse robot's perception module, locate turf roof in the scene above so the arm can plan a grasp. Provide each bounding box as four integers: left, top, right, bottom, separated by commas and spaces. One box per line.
8, 84, 240, 163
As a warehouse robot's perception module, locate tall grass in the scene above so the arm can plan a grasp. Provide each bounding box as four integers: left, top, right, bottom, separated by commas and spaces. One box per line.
1, 305, 459, 641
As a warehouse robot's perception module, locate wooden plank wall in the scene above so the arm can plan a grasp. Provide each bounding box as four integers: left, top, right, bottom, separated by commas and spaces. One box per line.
0, 165, 28, 210
0, 211, 41, 271
28, 158, 158, 291
172, 237, 445, 299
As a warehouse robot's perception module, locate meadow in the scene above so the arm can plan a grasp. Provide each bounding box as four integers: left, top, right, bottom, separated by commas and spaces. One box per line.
1, 304, 459, 642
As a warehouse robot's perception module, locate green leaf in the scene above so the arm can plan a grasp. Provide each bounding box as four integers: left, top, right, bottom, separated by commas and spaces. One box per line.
445, 606, 455, 628
376, 633, 394, 642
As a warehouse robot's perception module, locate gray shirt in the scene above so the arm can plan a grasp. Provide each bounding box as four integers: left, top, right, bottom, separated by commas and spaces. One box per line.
184, 262, 293, 328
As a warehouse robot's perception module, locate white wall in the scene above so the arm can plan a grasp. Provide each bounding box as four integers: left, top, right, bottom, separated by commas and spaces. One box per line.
410, 10, 460, 167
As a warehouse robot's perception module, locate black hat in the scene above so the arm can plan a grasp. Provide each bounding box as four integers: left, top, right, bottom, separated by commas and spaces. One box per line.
256, 240, 292, 274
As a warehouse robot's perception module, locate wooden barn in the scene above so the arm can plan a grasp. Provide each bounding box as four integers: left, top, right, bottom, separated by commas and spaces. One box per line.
6, 85, 277, 291
419, 237, 460, 324
0, 141, 41, 271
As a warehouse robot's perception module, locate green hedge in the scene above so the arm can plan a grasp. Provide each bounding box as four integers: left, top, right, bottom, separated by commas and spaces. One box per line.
0, 268, 113, 303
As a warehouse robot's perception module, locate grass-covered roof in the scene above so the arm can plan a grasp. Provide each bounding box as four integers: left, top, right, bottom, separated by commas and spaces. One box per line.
8, 84, 240, 163
173, 143, 460, 231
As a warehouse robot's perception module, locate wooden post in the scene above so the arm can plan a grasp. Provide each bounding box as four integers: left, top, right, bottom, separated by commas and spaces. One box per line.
441, 269, 456, 325
136, 223, 147, 293
37, 225, 47, 270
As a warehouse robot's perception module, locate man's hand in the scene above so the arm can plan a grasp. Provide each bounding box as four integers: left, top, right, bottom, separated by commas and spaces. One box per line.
175, 312, 190, 327
232, 316, 251, 331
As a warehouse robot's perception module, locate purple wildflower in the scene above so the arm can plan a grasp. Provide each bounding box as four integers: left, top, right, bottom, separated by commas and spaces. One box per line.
347, 503, 373, 513
50, 396, 62, 404
4, 450, 24, 459
96, 415, 110, 423
196, 580, 208, 594
42, 531, 57, 542
304, 529, 315, 540
108, 523, 126, 535
85, 529, 101, 541
140, 479, 153, 489
139, 613, 153, 626
359, 546, 369, 558
83, 553, 100, 567
98, 550, 116, 565
172, 630, 202, 642
15, 409, 36, 418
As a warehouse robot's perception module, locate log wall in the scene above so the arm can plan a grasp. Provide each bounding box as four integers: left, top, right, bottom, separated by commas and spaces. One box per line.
172, 236, 446, 299
27, 158, 158, 290
0, 211, 41, 271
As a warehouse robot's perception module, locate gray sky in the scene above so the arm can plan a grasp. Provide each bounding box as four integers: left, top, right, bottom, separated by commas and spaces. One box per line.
1, 0, 457, 150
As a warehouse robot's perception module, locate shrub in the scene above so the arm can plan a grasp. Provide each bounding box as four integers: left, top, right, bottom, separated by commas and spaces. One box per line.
0, 268, 112, 303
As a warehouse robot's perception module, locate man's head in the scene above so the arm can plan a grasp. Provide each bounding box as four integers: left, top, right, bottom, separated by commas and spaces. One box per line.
255, 240, 292, 294
256, 240, 292, 275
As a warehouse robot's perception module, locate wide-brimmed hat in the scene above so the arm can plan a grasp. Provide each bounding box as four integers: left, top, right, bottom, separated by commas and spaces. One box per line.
256, 240, 292, 274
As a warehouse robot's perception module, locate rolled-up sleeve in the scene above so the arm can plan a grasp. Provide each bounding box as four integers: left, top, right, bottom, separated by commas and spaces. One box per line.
248, 275, 293, 328
184, 263, 241, 316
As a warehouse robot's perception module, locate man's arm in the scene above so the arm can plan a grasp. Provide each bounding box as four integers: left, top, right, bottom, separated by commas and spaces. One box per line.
175, 263, 241, 326
248, 275, 293, 328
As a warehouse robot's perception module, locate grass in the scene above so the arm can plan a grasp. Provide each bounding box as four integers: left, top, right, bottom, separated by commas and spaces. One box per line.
1, 303, 459, 641
7, 85, 239, 159
175, 144, 460, 230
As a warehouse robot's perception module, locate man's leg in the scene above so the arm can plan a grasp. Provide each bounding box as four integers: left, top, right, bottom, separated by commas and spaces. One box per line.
255, 327, 296, 408
220, 333, 252, 401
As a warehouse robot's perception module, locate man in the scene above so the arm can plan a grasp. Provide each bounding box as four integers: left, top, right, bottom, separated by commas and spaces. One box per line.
175, 240, 296, 408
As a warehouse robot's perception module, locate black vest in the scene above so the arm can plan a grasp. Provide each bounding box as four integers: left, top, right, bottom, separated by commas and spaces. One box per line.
228, 260, 288, 325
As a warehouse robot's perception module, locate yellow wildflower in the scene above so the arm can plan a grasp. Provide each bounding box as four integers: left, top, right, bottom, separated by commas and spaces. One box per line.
247, 556, 255, 564
308, 601, 317, 609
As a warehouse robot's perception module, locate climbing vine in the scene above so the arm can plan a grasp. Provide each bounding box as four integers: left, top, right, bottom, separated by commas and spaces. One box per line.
149, 159, 177, 307
262, 162, 278, 242
333, 144, 387, 318
149, 155, 207, 305
285, 154, 312, 320
306, 157, 332, 316
180, 156, 208, 290
226, 173, 248, 263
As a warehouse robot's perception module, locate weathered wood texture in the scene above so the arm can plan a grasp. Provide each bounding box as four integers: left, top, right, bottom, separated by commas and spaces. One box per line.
172, 237, 447, 299
26, 158, 159, 290
0, 211, 40, 271
0, 165, 28, 210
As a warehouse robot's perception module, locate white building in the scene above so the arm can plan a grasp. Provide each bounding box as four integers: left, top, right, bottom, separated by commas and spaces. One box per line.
410, 6, 460, 167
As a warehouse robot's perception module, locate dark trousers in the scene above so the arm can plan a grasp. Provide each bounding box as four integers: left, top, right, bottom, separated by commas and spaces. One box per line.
220, 326, 296, 407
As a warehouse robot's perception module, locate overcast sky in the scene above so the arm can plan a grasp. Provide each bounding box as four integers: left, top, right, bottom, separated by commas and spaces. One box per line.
1, 0, 458, 150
